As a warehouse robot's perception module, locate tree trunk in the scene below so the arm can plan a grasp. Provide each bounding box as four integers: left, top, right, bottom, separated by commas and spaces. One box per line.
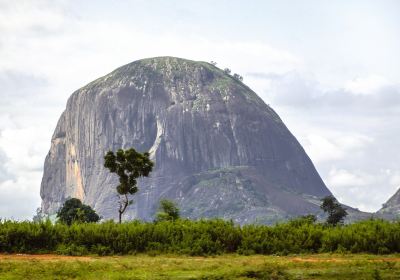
118, 194, 129, 224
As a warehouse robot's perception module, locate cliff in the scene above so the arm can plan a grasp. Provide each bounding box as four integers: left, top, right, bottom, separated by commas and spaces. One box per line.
40, 57, 333, 224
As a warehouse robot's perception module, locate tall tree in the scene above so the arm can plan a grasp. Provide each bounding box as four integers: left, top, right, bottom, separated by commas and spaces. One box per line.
104, 148, 154, 223
320, 195, 348, 226
57, 198, 100, 225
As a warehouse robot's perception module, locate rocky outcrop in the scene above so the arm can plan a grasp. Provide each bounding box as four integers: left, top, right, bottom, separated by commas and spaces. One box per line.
377, 188, 400, 218
40, 57, 333, 224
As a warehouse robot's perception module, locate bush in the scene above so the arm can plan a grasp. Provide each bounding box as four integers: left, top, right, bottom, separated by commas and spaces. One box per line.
57, 198, 100, 225
155, 199, 180, 222
0, 218, 399, 256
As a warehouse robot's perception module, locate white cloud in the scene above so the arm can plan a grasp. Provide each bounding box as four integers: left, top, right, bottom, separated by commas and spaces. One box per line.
327, 168, 373, 188
324, 168, 400, 212
249, 71, 400, 112
0, 0, 67, 33
0, 174, 42, 220
389, 173, 400, 188
345, 75, 391, 95
0, 125, 51, 220
301, 133, 373, 164
304, 134, 344, 163
0, 127, 49, 172
0, 147, 13, 183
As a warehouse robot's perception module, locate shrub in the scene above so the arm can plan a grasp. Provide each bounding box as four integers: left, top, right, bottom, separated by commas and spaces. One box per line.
57, 198, 100, 225
0, 218, 399, 256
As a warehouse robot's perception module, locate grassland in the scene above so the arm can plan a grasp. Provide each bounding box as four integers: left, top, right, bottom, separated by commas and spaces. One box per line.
1, 254, 399, 280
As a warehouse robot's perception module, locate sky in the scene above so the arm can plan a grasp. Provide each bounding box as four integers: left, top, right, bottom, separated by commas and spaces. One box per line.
0, 0, 399, 219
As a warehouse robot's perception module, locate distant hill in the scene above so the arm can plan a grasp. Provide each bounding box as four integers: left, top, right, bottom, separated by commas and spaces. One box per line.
41, 56, 362, 224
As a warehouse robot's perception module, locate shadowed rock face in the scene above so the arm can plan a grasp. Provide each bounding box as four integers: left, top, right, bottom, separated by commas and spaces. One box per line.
40, 57, 332, 224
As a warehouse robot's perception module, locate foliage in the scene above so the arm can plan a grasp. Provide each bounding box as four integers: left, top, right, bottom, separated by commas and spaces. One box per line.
32, 207, 46, 222
223, 68, 231, 75
320, 195, 348, 226
233, 73, 243, 81
1, 218, 400, 256
155, 199, 180, 222
56, 198, 100, 226
104, 148, 154, 223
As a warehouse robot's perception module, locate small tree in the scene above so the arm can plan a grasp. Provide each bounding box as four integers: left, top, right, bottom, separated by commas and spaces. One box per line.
33, 207, 46, 222
104, 148, 154, 223
233, 73, 243, 81
320, 195, 348, 226
223, 68, 231, 75
57, 198, 100, 225
155, 199, 180, 222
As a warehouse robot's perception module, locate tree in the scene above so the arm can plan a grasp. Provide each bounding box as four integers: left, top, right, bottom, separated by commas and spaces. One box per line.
32, 207, 46, 222
57, 198, 100, 225
155, 199, 180, 222
320, 195, 348, 226
104, 148, 154, 223
233, 73, 243, 81
223, 68, 231, 75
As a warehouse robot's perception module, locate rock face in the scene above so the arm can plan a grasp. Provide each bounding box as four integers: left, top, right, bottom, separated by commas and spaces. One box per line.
378, 188, 400, 218
40, 57, 333, 224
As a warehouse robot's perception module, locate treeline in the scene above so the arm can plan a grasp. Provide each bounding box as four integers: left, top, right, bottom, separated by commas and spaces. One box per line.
0, 218, 399, 256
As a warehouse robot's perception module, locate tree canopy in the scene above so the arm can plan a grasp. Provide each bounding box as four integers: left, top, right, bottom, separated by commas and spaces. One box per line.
320, 195, 348, 226
233, 73, 243, 81
57, 198, 100, 225
155, 199, 180, 222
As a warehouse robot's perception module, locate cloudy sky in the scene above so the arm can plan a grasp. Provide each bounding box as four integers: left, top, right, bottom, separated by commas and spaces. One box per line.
1, 0, 399, 219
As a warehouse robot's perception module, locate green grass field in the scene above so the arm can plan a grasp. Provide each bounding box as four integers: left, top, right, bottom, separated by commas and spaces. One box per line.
0, 254, 399, 279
